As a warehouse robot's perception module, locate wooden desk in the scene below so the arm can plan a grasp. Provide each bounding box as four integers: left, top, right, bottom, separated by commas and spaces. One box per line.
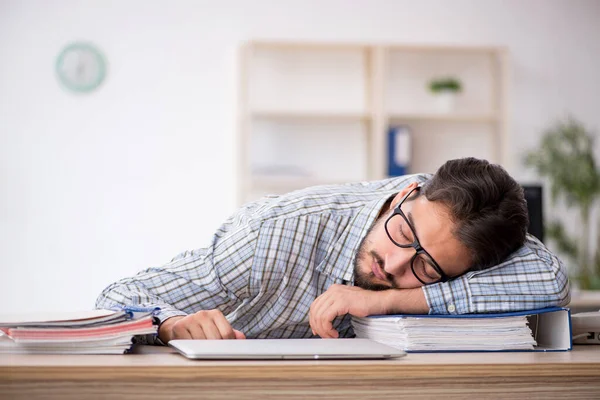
2, 345, 600, 399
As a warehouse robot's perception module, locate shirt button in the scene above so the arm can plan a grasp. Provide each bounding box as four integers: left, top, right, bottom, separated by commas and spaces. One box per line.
447, 304, 456, 313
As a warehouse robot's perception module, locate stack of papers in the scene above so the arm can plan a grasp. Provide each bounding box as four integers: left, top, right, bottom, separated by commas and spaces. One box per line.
352, 314, 537, 352
0, 308, 158, 354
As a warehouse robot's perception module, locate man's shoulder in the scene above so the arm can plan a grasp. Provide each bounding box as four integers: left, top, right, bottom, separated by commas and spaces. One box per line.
352, 174, 432, 191
478, 234, 559, 274
243, 174, 432, 222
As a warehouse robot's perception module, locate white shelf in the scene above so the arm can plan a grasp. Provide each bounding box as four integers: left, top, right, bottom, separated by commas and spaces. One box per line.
385, 44, 507, 55
389, 113, 499, 123
251, 110, 371, 122
247, 112, 501, 124
239, 42, 508, 205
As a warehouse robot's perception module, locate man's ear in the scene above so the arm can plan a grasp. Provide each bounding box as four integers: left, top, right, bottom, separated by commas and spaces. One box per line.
389, 182, 420, 210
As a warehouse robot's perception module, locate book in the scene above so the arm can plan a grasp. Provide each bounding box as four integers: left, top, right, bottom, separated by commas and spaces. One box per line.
352, 307, 572, 352
0, 307, 159, 354
387, 125, 411, 176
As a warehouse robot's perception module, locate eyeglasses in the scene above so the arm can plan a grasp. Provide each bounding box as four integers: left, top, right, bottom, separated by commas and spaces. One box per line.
384, 186, 450, 285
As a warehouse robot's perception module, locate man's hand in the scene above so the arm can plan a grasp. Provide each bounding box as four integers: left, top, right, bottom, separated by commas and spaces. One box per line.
309, 284, 387, 338
158, 310, 246, 344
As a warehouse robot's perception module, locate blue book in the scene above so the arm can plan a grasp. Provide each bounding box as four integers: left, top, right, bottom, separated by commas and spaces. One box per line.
387, 126, 411, 176
352, 307, 572, 353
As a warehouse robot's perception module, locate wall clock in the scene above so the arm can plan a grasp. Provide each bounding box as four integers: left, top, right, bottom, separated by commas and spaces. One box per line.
56, 42, 107, 93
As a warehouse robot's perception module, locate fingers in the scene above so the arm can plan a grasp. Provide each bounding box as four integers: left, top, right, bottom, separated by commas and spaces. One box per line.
184, 322, 206, 340
196, 313, 223, 340
321, 308, 340, 338
309, 294, 323, 336
169, 309, 245, 340
317, 301, 339, 338
234, 329, 246, 339
210, 310, 237, 339
171, 320, 195, 340
309, 292, 340, 339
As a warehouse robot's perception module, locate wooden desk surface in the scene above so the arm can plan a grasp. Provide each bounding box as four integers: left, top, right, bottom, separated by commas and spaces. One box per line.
2, 345, 600, 399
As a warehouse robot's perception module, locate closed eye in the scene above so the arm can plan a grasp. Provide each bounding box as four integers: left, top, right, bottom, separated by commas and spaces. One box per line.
421, 258, 441, 280
423, 267, 437, 280
399, 218, 414, 243
399, 225, 410, 241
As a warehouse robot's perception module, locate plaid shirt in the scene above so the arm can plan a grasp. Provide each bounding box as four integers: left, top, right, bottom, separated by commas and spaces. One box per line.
96, 175, 570, 344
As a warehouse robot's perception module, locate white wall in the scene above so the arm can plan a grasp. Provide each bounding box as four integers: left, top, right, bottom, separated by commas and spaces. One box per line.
1, 0, 599, 313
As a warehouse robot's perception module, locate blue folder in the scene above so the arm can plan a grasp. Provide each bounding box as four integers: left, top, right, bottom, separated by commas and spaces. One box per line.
387, 126, 411, 176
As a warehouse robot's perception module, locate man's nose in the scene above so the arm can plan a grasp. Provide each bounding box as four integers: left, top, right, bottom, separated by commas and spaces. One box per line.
383, 248, 414, 277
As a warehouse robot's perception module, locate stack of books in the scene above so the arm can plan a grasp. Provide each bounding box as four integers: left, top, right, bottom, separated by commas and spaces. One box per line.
352, 307, 572, 352
0, 307, 159, 354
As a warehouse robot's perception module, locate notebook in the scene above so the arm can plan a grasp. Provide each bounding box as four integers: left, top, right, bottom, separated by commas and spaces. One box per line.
169, 338, 406, 360
0, 307, 159, 354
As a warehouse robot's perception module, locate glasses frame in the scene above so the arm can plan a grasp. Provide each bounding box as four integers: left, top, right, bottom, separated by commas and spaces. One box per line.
384, 186, 450, 285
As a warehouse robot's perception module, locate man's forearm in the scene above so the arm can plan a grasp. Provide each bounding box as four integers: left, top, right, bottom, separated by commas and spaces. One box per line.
379, 287, 430, 315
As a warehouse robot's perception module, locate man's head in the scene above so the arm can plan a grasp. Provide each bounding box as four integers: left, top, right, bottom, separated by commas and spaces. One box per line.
354, 157, 529, 291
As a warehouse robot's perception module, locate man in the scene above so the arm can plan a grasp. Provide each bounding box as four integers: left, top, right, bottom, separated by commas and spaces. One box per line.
96, 158, 570, 344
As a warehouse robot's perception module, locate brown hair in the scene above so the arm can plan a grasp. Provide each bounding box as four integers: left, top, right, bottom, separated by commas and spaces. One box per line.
422, 157, 529, 270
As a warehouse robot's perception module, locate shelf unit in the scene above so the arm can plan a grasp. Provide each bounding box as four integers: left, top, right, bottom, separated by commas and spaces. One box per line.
237, 42, 508, 205
389, 113, 499, 123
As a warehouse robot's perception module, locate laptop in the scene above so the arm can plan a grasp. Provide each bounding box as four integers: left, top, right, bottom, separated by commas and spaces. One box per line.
169, 338, 406, 360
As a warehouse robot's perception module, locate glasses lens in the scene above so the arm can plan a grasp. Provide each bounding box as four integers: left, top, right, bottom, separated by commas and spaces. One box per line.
412, 253, 442, 283
386, 213, 415, 246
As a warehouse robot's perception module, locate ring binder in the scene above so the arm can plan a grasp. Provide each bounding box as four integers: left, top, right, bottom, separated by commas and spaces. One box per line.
352, 307, 572, 352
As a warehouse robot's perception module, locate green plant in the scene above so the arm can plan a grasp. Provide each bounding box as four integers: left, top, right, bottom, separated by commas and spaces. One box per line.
524, 116, 600, 290
428, 77, 462, 93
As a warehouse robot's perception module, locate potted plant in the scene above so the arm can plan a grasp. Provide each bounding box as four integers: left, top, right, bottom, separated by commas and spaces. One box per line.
428, 76, 462, 113
524, 116, 600, 290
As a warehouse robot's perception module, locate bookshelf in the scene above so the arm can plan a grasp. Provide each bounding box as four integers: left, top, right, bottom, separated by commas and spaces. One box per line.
237, 42, 508, 204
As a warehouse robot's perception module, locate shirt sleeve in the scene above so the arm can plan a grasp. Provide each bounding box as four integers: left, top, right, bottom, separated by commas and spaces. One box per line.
95, 208, 259, 344
422, 234, 571, 315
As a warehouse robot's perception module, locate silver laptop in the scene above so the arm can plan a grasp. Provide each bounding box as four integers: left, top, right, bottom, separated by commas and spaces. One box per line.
169, 338, 406, 360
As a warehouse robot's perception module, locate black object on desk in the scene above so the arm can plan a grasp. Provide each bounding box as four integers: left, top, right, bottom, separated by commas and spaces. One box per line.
522, 184, 544, 243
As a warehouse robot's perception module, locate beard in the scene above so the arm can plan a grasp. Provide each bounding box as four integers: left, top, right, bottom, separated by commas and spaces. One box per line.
353, 218, 396, 292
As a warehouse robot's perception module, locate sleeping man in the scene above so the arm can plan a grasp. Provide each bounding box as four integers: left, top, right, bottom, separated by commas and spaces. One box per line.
96, 157, 570, 344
